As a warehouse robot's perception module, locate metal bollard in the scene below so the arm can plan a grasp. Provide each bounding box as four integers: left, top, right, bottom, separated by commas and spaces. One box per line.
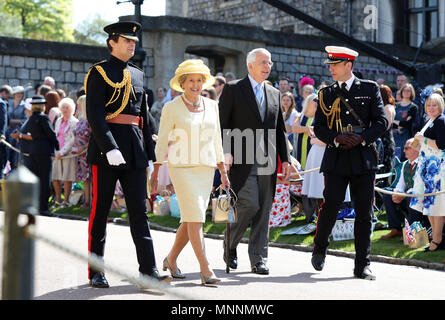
1, 166, 39, 300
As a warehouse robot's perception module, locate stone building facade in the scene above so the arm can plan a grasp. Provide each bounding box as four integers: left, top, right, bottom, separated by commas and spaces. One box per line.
167, 0, 388, 42
0, 9, 442, 97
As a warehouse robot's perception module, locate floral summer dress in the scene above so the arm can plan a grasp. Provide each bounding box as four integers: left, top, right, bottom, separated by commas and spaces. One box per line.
410, 116, 445, 216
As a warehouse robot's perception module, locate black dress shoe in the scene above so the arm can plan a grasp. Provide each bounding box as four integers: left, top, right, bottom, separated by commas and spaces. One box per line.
311, 253, 325, 271
223, 255, 238, 269
354, 266, 376, 280
251, 262, 269, 275
89, 272, 109, 288
223, 243, 238, 269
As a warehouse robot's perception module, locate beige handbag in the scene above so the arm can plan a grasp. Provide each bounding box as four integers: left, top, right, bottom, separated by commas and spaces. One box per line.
212, 187, 237, 223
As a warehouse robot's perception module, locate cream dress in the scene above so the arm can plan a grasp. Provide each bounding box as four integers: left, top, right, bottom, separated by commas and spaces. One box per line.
155, 96, 224, 223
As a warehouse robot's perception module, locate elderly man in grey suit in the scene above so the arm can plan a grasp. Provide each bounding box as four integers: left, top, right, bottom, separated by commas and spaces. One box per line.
219, 48, 290, 275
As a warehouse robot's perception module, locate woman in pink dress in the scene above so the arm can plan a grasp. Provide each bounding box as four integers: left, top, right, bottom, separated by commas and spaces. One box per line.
52, 98, 78, 207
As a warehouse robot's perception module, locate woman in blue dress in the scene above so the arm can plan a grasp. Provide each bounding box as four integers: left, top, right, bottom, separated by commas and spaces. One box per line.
410, 93, 445, 252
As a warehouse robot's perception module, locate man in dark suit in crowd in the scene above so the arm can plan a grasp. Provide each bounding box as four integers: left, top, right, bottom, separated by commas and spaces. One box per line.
0, 85, 11, 178
85, 21, 171, 288
219, 48, 290, 275
311, 46, 387, 280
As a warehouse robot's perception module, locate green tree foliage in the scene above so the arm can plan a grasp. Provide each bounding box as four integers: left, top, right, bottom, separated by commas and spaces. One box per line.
0, 6, 22, 37
2, 0, 74, 42
74, 14, 110, 46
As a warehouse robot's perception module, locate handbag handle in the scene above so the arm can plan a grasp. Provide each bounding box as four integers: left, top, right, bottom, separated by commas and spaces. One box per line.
217, 186, 238, 204
216, 186, 238, 211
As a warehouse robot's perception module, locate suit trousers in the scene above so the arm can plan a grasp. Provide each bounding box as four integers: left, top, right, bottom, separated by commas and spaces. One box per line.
88, 164, 156, 278
225, 166, 275, 266
313, 172, 375, 272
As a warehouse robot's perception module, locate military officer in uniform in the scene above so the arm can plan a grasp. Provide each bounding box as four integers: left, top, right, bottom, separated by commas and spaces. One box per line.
85, 21, 171, 288
311, 46, 387, 280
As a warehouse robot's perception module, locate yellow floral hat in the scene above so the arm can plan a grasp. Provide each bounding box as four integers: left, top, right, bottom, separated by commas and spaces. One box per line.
169, 59, 215, 93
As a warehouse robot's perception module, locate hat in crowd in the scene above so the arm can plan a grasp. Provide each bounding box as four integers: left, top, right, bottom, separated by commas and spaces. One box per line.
24, 98, 32, 111
30, 95, 46, 105
12, 85, 25, 95
104, 21, 141, 42
0, 85, 13, 95
324, 46, 359, 64
169, 59, 215, 93
299, 76, 315, 87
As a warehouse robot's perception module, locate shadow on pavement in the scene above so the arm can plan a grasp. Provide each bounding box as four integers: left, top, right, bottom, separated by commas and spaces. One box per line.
34, 283, 167, 300
170, 270, 355, 288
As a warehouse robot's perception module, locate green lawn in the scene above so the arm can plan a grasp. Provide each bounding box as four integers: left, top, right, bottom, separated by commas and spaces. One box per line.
49, 204, 445, 265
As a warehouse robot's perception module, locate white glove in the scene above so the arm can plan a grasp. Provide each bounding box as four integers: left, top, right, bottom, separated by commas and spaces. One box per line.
106, 149, 126, 166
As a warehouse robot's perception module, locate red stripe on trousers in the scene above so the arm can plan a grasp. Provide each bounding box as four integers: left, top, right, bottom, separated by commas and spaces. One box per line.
88, 165, 98, 278
313, 175, 326, 243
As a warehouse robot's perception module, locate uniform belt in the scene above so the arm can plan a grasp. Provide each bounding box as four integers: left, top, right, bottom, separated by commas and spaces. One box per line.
106, 113, 143, 129
340, 125, 364, 134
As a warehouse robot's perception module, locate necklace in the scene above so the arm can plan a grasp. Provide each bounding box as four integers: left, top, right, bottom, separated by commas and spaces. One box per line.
182, 94, 201, 108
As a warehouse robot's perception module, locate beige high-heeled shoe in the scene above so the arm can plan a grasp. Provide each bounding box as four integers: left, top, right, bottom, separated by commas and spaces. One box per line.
200, 272, 221, 285
162, 257, 186, 279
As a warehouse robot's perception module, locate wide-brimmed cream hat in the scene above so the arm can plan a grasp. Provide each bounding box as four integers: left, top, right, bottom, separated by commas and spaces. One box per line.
169, 59, 215, 93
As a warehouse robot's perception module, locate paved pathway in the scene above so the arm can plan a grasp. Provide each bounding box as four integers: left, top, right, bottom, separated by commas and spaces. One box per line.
1, 214, 445, 300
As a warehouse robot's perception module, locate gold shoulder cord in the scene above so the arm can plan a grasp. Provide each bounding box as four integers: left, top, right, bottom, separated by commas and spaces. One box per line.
83, 65, 132, 120
318, 90, 342, 132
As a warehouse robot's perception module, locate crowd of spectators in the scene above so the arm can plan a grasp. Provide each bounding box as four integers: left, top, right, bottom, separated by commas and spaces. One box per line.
1, 69, 444, 249
0, 76, 93, 212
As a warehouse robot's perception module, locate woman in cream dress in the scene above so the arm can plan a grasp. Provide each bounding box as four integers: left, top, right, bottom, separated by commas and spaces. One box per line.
151, 60, 230, 285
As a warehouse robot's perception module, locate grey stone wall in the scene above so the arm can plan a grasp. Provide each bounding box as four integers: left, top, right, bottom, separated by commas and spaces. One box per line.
169, 0, 383, 42
0, 37, 111, 95
267, 45, 401, 87
0, 36, 153, 96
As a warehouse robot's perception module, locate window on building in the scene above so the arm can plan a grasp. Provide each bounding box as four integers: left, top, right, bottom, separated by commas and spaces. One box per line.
406, 0, 439, 47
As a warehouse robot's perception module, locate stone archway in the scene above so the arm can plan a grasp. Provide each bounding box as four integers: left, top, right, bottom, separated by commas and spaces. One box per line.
186, 45, 244, 75
138, 16, 264, 89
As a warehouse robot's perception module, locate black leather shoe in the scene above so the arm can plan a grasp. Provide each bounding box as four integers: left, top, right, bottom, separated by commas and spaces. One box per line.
311, 254, 325, 271
251, 262, 269, 275
223, 242, 238, 269
89, 272, 109, 288
354, 266, 376, 280
223, 255, 238, 270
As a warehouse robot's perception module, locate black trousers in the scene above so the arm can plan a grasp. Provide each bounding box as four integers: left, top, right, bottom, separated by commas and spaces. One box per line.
88, 164, 156, 279
28, 154, 52, 213
313, 171, 375, 272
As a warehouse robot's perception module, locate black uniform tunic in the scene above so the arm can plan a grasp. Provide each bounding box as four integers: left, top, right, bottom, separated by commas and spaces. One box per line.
85, 55, 157, 278
312, 77, 387, 272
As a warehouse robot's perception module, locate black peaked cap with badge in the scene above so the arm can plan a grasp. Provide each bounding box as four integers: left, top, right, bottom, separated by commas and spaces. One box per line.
104, 21, 141, 42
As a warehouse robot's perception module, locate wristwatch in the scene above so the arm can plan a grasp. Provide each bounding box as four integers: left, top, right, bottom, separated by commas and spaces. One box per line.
19, 133, 23, 139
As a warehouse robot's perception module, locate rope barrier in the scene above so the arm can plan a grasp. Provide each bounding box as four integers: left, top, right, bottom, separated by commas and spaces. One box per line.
374, 186, 445, 198
0, 137, 87, 159
0, 137, 29, 157
0, 222, 195, 300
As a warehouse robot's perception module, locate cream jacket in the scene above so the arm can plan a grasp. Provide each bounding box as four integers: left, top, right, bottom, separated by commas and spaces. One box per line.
155, 96, 224, 167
